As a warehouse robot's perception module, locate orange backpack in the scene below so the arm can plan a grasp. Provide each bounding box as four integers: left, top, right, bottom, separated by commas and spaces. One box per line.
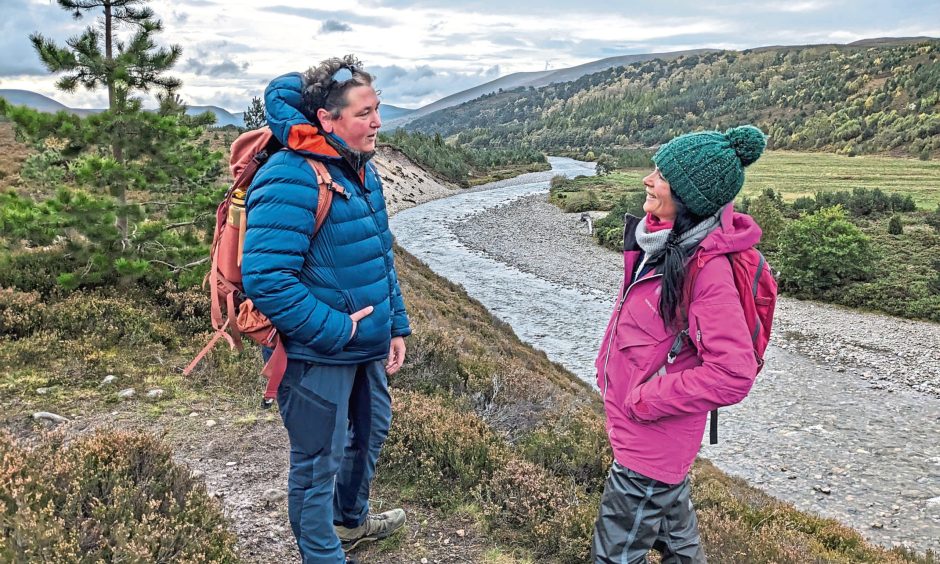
184, 127, 344, 407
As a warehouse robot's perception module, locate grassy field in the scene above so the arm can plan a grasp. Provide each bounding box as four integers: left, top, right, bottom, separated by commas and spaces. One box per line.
550, 151, 940, 212
745, 151, 940, 208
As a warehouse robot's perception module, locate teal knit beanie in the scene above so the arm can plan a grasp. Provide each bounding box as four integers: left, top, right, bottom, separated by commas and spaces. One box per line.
652, 125, 767, 217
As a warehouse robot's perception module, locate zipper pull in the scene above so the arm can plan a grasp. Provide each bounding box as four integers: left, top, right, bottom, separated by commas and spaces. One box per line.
667, 331, 686, 364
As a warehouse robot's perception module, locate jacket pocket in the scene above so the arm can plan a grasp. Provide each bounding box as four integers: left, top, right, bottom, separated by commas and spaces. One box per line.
280, 379, 337, 456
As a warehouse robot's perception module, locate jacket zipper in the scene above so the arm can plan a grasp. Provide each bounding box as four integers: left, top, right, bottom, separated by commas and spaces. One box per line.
601, 269, 663, 400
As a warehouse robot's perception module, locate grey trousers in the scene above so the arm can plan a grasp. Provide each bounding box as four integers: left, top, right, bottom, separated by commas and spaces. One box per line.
592, 462, 706, 564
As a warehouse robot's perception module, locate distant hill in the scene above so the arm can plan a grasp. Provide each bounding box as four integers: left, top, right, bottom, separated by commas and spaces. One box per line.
0, 90, 246, 127
0, 89, 77, 114
407, 38, 940, 159
380, 104, 414, 121
185, 105, 243, 127
383, 49, 717, 129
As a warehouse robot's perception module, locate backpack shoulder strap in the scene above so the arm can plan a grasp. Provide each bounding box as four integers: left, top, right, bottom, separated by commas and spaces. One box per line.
304, 158, 344, 237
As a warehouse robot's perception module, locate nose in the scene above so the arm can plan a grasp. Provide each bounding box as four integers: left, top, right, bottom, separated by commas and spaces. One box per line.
642, 172, 654, 187
373, 111, 382, 130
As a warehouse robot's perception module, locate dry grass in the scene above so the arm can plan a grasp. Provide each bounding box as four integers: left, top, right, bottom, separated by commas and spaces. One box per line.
0, 121, 33, 192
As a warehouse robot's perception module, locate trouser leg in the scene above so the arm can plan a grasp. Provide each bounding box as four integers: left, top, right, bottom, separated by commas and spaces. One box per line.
333, 360, 392, 527
277, 360, 357, 564
592, 462, 665, 564
653, 476, 706, 564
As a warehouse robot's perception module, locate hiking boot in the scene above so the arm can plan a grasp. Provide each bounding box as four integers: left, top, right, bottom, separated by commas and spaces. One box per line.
335, 508, 406, 551
344, 556, 359, 564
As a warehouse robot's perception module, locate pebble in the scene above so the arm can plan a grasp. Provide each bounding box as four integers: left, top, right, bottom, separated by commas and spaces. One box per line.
117, 388, 135, 399
206, 419, 217, 428
32, 411, 68, 424
101, 375, 117, 386
262, 489, 287, 506
146, 389, 164, 399
35, 387, 50, 395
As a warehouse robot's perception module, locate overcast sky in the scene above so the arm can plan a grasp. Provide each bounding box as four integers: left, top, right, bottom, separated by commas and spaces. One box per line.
1, 0, 938, 112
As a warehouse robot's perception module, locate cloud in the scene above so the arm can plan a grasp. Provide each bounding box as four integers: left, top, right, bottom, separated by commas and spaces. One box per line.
261, 6, 394, 27
184, 58, 249, 77
320, 20, 352, 33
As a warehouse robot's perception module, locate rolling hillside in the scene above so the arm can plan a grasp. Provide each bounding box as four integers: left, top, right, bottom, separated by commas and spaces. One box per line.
407, 38, 940, 159
383, 49, 718, 128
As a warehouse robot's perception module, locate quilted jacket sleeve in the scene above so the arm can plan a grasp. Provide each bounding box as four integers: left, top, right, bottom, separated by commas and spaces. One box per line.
387, 250, 411, 338
241, 160, 353, 355
627, 257, 759, 421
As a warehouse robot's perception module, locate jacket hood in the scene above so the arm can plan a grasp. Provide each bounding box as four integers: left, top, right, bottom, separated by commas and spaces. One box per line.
263, 72, 341, 160
698, 204, 762, 256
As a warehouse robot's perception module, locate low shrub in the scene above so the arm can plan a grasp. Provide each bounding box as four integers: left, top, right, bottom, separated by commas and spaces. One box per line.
380, 390, 505, 504
46, 292, 177, 348
0, 288, 46, 338
777, 206, 878, 298
0, 430, 237, 562
481, 458, 597, 563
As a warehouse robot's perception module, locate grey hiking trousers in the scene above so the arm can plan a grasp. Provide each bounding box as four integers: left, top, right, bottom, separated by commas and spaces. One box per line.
592, 462, 706, 564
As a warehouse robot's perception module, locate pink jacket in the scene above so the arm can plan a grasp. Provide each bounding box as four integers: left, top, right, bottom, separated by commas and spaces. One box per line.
595, 206, 761, 485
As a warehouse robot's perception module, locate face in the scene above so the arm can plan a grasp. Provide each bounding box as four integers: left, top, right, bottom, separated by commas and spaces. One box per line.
642, 167, 677, 222
317, 85, 382, 152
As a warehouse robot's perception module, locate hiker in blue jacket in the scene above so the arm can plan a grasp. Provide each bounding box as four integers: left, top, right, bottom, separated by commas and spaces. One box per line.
241, 55, 410, 564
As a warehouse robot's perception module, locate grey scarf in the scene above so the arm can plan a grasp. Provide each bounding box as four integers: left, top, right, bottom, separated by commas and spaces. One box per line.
634, 206, 724, 263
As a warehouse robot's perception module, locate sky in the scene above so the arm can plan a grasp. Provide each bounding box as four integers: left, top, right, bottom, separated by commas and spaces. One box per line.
1, 0, 938, 112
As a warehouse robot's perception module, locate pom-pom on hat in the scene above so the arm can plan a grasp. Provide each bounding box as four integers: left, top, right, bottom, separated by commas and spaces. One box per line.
652, 125, 767, 217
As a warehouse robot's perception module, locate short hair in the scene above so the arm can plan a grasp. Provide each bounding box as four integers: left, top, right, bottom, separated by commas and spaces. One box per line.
301, 54, 375, 127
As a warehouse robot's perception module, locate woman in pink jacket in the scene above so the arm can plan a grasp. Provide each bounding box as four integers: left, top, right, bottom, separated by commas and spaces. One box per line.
592, 125, 767, 563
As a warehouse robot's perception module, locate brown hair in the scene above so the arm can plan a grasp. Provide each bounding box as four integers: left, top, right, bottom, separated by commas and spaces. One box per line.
301, 54, 375, 126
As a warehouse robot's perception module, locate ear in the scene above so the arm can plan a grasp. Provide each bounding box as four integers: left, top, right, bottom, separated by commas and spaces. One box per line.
316, 108, 334, 133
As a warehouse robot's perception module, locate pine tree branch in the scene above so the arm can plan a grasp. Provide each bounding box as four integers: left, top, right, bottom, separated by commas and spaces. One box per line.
149, 256, 209, 273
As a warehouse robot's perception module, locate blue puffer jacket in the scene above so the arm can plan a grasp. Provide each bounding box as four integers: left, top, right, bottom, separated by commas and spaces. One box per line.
241, 72, 411, 365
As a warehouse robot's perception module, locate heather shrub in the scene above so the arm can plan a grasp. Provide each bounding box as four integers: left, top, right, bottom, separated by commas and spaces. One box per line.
0, 430, 237, 562
692, 461, 919, 563
380, 390, 505, 503
0, 288, 46, 338
156, 281, 212, 336
519, 411, 610, 486
0, 249, 78, 295
391, 332, 466, 396
46, 292, 177, 347
481, 457, 596, 563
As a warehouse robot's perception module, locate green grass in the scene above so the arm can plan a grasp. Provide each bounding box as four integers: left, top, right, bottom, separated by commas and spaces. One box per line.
744, 151, 940, 208
550, 151, 940, 211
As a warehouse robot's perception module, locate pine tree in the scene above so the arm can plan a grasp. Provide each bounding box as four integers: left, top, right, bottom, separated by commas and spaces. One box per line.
243, 96, 266, 130
29, 0, 183, 240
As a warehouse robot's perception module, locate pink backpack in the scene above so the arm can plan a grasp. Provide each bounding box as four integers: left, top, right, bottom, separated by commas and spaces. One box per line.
679, 247, 777, 442
183, 127, 342, 407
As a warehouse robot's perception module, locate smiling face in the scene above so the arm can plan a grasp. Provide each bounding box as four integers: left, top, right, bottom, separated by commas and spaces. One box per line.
642, 167, 677, 222
317, 85, 382, 153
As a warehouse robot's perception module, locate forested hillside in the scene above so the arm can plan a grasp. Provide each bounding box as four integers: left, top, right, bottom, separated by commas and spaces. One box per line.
409, 39, 940, 159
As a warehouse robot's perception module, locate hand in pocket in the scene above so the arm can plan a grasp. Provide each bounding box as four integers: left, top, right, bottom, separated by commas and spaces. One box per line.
349, 305, 373, 340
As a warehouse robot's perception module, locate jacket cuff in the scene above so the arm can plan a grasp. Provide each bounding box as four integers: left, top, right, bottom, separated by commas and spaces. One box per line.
391, 326, 412, 338
627, 385, 655, 422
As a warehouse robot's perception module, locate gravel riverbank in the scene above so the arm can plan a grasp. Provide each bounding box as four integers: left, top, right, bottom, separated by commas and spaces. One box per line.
445, 193, 940, 553
452, 194, 940, 398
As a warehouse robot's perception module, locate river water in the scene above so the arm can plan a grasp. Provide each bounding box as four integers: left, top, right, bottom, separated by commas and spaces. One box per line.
390, 157, 940, 554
